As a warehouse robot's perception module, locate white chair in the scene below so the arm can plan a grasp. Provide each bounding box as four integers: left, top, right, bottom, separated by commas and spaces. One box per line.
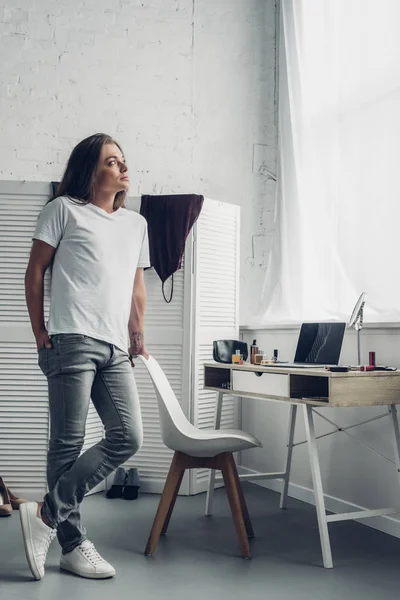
137, 355, 262, 559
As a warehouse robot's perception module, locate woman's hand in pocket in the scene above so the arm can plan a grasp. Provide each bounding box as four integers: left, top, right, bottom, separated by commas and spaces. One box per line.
35, 329, 53, 350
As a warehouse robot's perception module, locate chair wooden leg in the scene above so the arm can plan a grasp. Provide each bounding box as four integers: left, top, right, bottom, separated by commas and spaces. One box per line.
161, 469, 185, 535
219, 453, 251, 559
230, 454, 254, 538
144, 452, 185, 556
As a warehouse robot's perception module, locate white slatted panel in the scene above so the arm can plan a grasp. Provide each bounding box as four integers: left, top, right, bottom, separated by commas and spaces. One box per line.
197, 201, 238, 329
124, 344, 183, 492
0, 342, 48, 497
0, 183, 52, 498
190, 198, 240, 494
0, 192, 51, 322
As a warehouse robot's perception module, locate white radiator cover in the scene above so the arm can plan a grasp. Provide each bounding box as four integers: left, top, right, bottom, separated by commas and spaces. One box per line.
0, 182, 240, 497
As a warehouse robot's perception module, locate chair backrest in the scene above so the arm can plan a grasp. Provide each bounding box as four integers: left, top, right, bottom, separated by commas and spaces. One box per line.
137, 355, 193, 446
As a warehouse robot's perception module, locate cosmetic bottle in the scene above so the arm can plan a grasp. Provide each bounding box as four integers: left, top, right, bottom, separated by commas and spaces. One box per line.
254, 352, 264, 365
250, 339, 258, 364
232, 349, 241, 364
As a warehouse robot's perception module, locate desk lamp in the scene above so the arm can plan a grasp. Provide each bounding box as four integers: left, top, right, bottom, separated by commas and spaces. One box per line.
348, 292, 366, 366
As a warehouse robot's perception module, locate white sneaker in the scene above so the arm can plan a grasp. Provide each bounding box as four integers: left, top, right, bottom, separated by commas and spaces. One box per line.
60, 540, 116, 579
19, 501, 57, 580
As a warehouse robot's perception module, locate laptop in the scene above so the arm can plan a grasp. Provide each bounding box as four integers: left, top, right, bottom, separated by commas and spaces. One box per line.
263, 322, 346, 368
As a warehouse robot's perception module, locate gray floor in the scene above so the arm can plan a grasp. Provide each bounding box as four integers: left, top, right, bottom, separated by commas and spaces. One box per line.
1, 483, 400, 600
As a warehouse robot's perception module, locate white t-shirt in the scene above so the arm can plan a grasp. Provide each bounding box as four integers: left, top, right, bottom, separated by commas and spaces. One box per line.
33, 196, 150, 353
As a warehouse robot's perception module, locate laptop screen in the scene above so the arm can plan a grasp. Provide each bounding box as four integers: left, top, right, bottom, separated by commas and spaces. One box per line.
294, 322, 346, 365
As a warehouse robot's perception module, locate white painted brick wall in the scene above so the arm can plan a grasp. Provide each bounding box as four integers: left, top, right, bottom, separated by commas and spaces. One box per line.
0, 0, 277, 324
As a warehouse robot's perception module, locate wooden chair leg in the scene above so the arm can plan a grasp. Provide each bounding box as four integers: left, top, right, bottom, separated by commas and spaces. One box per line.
144, 452, 185, 556
229, 454, 254, 538
161, 469, 185, 535
219, 453, 251, 559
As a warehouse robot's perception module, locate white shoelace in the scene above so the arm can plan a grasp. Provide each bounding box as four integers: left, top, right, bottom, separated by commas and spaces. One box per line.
38, 528, 57, 560
80, 541, 106, 565
48, 529, 57, 545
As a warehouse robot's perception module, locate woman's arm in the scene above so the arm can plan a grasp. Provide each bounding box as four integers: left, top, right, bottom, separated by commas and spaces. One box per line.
25, 239, 56, 348
128, 268, 148, 358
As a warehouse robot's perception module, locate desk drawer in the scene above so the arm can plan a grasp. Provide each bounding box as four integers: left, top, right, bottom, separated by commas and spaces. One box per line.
232, 370, 289, 398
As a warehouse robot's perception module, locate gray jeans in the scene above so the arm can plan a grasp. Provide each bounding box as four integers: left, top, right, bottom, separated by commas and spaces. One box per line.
38, 333, 143, 554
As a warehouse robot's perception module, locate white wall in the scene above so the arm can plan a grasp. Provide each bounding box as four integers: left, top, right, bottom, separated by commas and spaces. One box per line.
241, 325, 400, 538
0, 0, 277, 325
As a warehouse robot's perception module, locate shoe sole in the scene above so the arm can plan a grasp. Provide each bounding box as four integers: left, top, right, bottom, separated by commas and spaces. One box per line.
60, 563, 116, 579
19, 504, 42, 581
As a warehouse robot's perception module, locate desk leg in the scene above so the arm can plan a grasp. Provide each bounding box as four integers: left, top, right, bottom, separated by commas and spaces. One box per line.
389, 405, 400, 488
205, 391, 224, 516
280, 404, 297, 509
303, 405, 333, 569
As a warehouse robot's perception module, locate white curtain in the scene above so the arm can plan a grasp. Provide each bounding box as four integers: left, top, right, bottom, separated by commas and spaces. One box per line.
256, 0, 400, 325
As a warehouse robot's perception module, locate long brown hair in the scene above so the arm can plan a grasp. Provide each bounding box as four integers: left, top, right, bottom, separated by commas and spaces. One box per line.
49, 133, 126, 210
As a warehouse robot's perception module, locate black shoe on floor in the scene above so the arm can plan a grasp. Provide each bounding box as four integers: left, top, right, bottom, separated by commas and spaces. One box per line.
122, 468, 140, 500
106, 467, 127, 499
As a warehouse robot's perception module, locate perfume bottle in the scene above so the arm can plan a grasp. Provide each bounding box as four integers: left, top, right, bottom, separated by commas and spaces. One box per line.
232, 349, 241, 364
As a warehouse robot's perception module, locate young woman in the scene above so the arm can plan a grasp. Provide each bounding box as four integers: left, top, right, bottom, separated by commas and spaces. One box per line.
21, 133, 149, 581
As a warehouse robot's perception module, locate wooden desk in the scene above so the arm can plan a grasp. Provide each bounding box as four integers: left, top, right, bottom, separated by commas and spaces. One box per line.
204, 362, 400, 568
